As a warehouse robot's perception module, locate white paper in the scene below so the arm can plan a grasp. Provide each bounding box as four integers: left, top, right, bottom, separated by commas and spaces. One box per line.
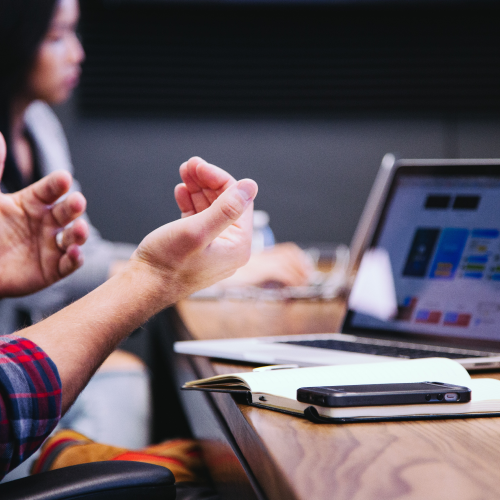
348, 248, 398, 320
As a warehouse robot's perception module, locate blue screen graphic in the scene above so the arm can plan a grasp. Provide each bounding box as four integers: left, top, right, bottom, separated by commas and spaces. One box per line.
428, 228, 469, 280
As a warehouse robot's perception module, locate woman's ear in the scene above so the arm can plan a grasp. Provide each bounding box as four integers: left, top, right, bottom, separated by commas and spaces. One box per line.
0, 133, 5, 180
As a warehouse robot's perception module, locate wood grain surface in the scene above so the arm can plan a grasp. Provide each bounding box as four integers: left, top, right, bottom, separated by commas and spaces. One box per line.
176, 298, 345, 340
176, 298, 500, 500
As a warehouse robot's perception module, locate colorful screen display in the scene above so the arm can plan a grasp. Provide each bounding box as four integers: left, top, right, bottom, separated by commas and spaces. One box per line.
349, 173, 500, 342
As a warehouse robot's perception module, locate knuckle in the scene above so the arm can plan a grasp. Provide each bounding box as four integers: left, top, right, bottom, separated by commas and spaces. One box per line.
45, 177, 58, 199
220, 199, 243, 221
181, 226, 205, 249
62, 200, 72, 218
56, 203, 70, 223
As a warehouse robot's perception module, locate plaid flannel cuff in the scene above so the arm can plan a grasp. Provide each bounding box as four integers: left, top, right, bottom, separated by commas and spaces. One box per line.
0, 335, 62, 479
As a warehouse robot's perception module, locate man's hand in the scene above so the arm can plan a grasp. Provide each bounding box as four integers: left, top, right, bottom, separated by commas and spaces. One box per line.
0, 134, 89, 297
176, 159, 313, 288
22, 157, 256, 410
131, 157, 258, 301
222, 242, 314, 288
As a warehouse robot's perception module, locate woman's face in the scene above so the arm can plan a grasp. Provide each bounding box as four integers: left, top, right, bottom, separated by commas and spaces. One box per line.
25, 0, 85, 104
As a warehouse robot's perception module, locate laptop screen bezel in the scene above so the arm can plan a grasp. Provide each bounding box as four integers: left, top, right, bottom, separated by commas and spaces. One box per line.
341, 160, 500, 352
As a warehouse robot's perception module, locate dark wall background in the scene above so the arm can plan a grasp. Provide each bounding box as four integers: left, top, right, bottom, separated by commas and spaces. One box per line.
55, 0, 500, 246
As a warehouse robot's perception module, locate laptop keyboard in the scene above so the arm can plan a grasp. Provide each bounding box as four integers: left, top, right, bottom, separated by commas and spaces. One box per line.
280, 338, 495, 359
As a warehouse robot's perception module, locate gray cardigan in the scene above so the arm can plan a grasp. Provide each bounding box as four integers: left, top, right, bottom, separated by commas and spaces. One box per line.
0, 101, 136, 333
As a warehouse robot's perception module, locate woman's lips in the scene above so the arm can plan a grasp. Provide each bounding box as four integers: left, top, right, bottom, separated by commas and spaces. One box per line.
64, 71, 80, 90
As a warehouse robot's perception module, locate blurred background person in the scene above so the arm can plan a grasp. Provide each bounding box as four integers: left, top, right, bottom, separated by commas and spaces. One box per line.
0, 0, 138, 330
0, 1, 152, 475
0, 0, 146, 480
0, 0, 312, 329
0, 0, 312, 480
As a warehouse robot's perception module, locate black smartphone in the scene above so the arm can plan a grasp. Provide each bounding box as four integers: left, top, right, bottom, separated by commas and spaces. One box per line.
296, 382, 471, 407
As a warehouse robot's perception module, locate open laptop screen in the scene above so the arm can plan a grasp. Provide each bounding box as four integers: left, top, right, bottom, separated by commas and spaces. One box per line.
345, 164, 500, 344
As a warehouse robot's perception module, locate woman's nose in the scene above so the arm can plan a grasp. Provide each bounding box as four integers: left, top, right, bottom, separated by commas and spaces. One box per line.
69, 34, 85, 65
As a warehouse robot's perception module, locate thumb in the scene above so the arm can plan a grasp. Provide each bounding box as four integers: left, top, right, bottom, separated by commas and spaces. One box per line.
21, 170, 72, 206
186, 178, 258, 246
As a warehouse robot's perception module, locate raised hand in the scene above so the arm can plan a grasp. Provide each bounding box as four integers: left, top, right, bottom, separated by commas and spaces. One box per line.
0, 134, 89, 297
22, 158, 256, 411
131, 157, 258, 299
176, 158, 313, 289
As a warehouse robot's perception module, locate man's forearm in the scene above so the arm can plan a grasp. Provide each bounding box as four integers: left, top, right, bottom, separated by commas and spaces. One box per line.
21, 163, 258, 413
22, 261, 174, 412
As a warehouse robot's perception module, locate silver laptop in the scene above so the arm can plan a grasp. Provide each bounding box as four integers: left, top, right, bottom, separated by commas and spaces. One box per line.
175, 155, 500, 371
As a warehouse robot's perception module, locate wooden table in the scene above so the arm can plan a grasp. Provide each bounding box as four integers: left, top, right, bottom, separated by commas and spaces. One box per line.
172, 298, 500, 500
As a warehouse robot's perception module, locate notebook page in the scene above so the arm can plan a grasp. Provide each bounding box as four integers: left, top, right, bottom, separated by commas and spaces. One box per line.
467, 379, 500, 402
240, 358, 471, 400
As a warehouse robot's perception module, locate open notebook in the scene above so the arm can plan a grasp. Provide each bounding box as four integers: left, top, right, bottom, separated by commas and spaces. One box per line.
183, 358, 500, 423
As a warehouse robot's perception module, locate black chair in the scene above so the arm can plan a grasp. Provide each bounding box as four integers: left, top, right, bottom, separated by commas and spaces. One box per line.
0, 461, 176, 500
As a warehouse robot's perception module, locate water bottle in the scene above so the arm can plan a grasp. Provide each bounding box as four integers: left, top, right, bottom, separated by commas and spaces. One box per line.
252, 210, 275, 252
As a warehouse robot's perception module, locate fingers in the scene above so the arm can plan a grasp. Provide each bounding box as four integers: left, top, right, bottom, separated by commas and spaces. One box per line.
58, 244, 84, 278
237, 243, 313, 287
183, 178, 258, 248
174, 183, 196, 217
28, 170, 73, 205
180, 157, 235, 192
193, 160, 236, 193
51, 192, 87, 227
272, 243, 315, 282
272, 261, 310, 286
58, 219, 89, 250
56, 217, 89, 278
179, 157, 236, 214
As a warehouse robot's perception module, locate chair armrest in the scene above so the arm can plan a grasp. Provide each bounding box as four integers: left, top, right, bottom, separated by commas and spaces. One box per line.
0, 461, 176, 500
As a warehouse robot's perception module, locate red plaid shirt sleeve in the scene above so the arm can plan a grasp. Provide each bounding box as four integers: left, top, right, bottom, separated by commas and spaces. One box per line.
0, 335, 61, 479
